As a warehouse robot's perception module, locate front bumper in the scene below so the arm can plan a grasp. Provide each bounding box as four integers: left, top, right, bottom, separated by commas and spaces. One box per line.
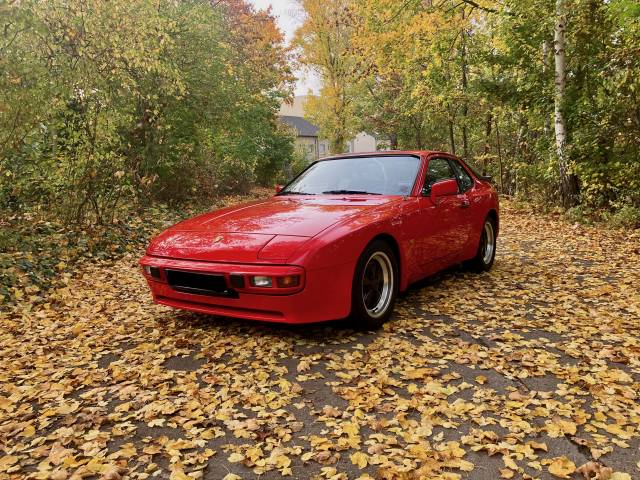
139, 256, 354, 324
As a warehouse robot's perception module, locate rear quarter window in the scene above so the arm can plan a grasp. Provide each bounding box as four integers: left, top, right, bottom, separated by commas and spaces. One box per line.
449, 160, 474, 192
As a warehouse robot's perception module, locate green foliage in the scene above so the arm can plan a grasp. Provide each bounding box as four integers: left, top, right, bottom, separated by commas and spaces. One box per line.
300, 0, 639, 219
607, 206, 640, 229
0, 0, 294, 224
275, 149, 310, 186
0, 212, 168, 302
566, 203, 640, 229
565, 204, 597, 225
295, 0, 360, 153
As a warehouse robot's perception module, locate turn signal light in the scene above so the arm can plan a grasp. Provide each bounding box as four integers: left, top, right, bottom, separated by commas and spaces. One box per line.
276, 275, 300, 288
248, 275, 301, 289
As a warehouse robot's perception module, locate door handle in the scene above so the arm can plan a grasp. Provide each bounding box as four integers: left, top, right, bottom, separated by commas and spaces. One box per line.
459, 199, 470, 209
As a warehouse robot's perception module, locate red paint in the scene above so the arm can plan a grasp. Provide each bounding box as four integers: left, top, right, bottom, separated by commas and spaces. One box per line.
430, 178, 459, 199
140, 151, 499, 324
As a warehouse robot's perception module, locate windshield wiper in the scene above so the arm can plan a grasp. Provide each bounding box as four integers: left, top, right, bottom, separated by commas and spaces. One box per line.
322, 190, 381, 195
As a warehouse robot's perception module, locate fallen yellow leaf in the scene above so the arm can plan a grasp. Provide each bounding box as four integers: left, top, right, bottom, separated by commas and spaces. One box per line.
548, 456, 576, 479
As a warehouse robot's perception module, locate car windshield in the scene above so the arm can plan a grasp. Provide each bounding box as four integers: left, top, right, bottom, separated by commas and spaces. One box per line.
280, 155, 421, 196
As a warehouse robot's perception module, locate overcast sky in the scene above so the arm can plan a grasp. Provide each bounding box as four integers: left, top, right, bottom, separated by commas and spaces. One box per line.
247, 0, 320, 95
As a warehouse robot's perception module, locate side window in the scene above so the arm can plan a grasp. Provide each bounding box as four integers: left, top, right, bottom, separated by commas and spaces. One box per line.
423, 158, 456, 195
449, 160, 474, 192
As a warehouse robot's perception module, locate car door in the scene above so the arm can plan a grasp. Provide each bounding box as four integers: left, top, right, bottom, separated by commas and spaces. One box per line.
448, 158, 475, 256
416, 157, 462, 268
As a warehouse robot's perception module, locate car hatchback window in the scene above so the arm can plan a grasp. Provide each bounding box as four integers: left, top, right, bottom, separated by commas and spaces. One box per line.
280, 156, 421, 196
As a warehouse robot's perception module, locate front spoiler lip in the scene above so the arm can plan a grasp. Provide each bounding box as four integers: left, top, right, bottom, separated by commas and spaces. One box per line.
154, 294, 289, 323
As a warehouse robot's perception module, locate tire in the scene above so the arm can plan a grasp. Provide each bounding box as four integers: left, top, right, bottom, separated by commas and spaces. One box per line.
350, 240, 399, 330
468, 216, 497, 272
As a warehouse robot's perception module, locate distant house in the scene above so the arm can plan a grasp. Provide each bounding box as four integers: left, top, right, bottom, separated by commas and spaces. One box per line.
278, 96, 378, 161
279, 115, 329, 161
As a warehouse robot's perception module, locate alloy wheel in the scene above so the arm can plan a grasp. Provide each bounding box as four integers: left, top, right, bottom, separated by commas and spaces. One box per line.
361, 251, 394, 318
481, 221, 495, 265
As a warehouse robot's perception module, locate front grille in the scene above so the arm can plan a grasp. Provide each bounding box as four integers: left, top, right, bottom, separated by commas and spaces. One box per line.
166, 270, 237, 298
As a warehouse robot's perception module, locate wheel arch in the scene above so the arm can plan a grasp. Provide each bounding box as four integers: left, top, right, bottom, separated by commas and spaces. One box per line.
487, 209, 499, 237
367, 233, 405, 291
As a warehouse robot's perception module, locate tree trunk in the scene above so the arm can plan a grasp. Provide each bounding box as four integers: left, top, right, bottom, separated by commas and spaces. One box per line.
414, 119, 423, 150
448, 120, 456, 155
460, 9, 469, 159
389, 133, 398, 150
554, 0, 579, 207
542, 39, 551, 136
330, 136, 345, 155
516, 114, 529, 163
496, 117, 504, 194
483, 110, 493, 176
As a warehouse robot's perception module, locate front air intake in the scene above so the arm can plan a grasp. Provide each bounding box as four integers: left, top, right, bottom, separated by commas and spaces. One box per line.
166, 270, 237, 298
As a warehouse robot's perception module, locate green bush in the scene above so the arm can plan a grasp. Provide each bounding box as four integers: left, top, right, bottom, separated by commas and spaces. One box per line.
606, 205, 640, 229
566, 205, 596, 225
277, 150, 311, 185
0, 0, 294, 224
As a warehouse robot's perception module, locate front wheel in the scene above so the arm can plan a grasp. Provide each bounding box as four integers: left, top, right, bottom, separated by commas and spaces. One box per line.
350, 240, 399, 330
468, 216, 497, 272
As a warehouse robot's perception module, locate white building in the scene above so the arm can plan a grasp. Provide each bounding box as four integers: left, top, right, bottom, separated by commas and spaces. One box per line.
278, 96, 378, 161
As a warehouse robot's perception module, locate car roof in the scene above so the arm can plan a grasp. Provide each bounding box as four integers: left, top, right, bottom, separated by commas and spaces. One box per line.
318, 150, 456, 161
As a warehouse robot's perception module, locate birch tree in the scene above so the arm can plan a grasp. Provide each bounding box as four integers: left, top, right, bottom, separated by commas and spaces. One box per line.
553, 0, 579, 207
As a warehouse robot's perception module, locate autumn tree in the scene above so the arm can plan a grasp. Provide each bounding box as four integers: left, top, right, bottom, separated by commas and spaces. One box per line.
0, 0, 294, 223
294, 0, 359, 154
553, 0, 579, 207
346, 0, 481, 155
299, 0, 639, 221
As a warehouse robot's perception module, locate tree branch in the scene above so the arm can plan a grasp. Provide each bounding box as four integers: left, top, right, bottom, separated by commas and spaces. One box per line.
459, 0, 514, 16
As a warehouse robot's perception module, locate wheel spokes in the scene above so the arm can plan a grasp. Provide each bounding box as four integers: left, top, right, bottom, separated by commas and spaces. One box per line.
361, 251, 394, 318
363, 258, 387, 310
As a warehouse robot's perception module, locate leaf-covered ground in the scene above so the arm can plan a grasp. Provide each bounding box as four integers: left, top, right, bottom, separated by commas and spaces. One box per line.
1, 203, 639, 480
0, 190, 271, 305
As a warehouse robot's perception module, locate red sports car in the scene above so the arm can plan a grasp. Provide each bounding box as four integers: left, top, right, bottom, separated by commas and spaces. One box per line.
140, 151, 499, 329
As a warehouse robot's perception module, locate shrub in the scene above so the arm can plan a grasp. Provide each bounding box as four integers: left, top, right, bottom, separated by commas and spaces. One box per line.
606, 205, 640, 229
0, 0, 294, 224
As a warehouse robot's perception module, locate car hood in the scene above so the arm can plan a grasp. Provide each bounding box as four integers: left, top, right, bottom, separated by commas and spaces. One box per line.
147, 196, 399, 262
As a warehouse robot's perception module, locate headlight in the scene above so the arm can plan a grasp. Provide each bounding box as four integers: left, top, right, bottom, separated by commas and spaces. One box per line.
250, 276, 273, 288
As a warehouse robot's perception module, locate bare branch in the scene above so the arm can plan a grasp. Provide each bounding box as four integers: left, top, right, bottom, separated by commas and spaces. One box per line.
459, 0, 514, 16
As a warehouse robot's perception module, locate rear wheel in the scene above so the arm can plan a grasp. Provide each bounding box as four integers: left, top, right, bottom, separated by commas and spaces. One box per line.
350, 240, 398, 330
468, 216, 497, 272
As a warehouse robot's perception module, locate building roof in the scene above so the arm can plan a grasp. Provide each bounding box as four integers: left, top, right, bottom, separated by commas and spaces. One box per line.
279, 115, 319, 138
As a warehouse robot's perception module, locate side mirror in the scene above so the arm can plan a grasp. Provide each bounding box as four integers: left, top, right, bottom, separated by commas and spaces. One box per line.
275, 185, 283, 194
430, 179, 458, 203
